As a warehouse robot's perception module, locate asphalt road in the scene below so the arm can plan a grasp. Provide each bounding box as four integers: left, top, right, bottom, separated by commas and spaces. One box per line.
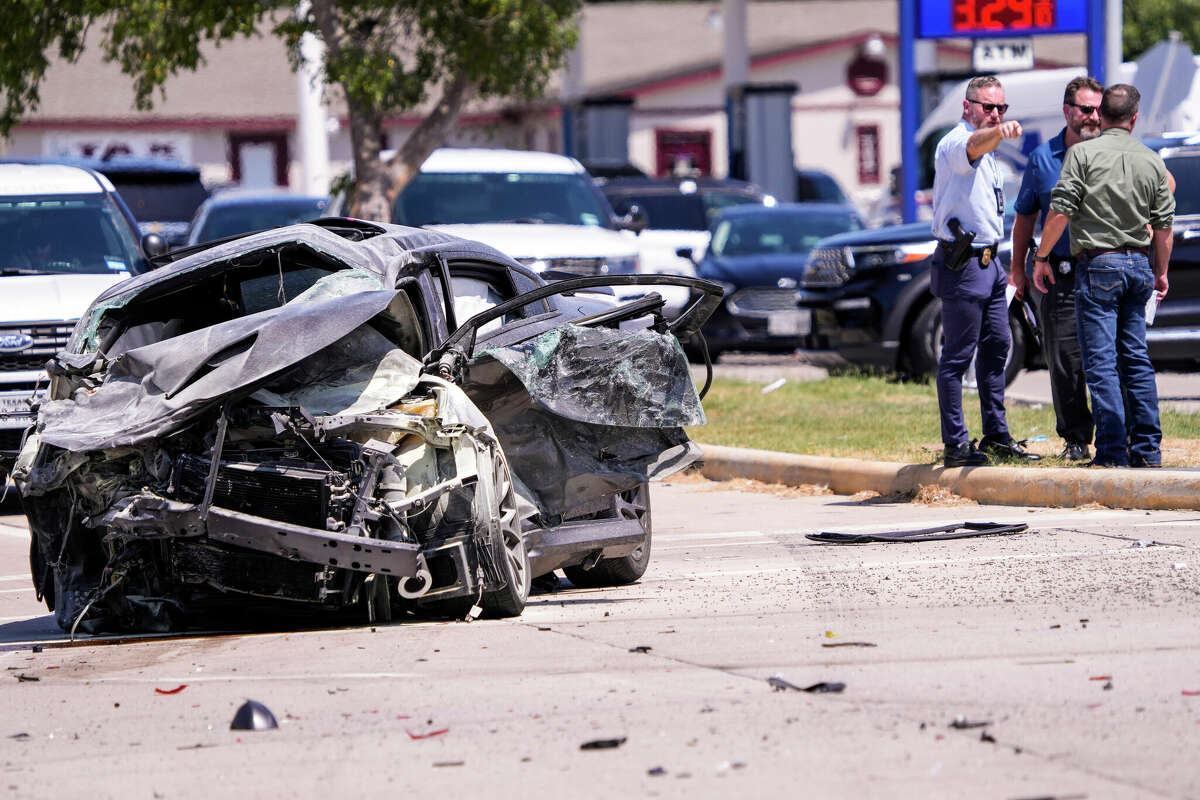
1, 484, 1198, 798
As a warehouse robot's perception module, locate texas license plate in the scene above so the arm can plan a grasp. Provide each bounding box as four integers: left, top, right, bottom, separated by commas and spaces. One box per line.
767, 310, 811, 337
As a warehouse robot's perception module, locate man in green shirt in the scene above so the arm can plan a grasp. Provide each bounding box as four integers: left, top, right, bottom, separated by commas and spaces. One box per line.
1034, 84, 1174, 467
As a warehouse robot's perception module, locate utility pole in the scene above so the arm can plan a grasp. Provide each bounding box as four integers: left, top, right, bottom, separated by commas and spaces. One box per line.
296, 2, 331, 195
1106, 0, 1123, 83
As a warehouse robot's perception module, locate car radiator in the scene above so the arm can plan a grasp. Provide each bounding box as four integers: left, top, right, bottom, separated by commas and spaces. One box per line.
174, 454, 351, 530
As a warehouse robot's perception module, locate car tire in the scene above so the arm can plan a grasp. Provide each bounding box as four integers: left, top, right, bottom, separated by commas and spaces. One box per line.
480, 454, 531, 618
907, 299, 943, 379
563, 483, 652, 588
906, 298, 1025, 387
1005, 313, 1026, 387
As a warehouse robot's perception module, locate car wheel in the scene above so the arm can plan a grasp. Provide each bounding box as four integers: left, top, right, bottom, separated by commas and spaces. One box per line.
1004, 313, 1026, 387
563, 483, 652, 588
480, 454, 530, 617
906, 299, 1025, 387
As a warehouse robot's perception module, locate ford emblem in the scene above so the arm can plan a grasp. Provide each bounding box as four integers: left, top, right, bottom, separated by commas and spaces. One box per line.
0, 333, 34, 353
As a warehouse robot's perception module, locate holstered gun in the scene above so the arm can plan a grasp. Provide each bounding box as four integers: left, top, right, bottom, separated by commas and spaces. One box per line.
940, 218, 976, 272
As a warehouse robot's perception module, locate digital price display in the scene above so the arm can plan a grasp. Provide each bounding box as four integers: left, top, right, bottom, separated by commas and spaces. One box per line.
918, 0, 1089, 38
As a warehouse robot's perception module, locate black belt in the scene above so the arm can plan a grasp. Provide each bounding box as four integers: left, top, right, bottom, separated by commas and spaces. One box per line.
1085, 246, 1149, 258
936, 240, 997, 267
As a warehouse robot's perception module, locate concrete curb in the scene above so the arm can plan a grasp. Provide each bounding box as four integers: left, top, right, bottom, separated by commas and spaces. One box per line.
696, 443, 1200, 511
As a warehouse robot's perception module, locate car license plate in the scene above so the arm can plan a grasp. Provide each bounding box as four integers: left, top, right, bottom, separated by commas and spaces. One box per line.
767, 310, 811, 337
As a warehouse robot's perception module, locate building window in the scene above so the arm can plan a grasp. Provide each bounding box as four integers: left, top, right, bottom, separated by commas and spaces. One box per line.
655, 129, 712, 177
856, 124, 881, 185
229, 132, 290, 188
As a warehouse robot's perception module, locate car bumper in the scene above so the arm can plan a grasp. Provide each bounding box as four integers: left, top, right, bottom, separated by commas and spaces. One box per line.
797, 290, 898, 370
524, 517, 646, 577
701, 288, 811, 352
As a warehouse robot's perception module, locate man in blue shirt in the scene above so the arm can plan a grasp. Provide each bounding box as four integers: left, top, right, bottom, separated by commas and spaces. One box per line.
1009, 76, 1102, 463
931, 76, 1041, 467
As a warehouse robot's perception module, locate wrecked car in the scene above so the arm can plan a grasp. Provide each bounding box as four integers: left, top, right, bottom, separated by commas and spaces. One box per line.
11, 218, 720, 633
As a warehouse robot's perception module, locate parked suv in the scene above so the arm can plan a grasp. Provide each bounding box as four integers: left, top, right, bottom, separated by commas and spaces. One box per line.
795, 221, 1040, 384
0, 163, 149, 470
799, 140, 1200, 383
2, 156, 209, 246
1147, 142, 1200, 365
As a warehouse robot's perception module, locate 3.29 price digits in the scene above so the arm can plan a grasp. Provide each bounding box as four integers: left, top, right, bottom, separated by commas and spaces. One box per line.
951, 0, 1056, 32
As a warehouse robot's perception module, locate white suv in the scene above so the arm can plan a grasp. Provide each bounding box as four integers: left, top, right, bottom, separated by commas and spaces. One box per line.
0, 164, 146, 467
392, 148, 693, 313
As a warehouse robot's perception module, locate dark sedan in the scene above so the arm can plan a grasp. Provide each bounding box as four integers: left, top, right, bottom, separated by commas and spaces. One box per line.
696, 203, 862, 356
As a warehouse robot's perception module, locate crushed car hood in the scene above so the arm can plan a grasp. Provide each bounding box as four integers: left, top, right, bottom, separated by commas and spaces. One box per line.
38, 269, 403, 452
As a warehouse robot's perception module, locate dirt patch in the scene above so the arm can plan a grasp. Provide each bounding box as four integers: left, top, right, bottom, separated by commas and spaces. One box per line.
911, 484, 978, 506
664, 471, 833, 498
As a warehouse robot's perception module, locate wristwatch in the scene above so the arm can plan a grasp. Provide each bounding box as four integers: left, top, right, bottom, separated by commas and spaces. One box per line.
1033, 253, 1050, 263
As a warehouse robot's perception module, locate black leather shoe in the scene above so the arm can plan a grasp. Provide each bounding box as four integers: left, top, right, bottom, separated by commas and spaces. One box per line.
944, 440, 989, 468
978, 434, 1042, 461
1129, 455, 1162, 468
1084, 458, 1123, 468
1059, 442, 1091, 462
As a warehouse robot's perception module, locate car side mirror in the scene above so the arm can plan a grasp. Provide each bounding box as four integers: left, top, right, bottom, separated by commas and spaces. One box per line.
675, 246, 694, 262
141, 233, 169, 260
620, 203, 649, 234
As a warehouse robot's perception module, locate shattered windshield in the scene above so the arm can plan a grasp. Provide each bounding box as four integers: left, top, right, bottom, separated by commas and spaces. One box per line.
0, 195, 144, 275
394, 172, 617, 229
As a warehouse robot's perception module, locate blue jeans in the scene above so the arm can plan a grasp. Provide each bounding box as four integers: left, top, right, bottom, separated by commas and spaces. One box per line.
1074, 252, 1161, 466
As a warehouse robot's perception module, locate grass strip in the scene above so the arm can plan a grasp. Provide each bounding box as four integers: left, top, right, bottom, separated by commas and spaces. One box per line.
688, 375, 1200, 467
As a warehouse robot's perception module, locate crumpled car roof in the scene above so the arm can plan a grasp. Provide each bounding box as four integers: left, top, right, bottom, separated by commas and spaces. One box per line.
86, 221, 527, 308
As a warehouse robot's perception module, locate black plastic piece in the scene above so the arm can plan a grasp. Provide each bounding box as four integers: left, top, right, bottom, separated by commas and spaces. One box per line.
806, 521, 1028, 544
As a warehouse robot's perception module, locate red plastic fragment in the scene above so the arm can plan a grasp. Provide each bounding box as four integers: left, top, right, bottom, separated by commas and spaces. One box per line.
1183, 690, 1200, 696
155, 685, 188, 695
1088, 675, 1111, 681
406, 728, 449, 740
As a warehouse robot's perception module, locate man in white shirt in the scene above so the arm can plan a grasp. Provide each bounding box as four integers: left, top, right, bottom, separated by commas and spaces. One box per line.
930, 75, 1040, 467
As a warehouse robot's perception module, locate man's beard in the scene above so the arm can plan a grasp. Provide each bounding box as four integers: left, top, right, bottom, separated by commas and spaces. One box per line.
1074, 122, 1101, 140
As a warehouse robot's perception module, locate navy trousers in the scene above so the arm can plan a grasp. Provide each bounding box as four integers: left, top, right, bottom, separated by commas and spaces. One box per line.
931, 248, 1011, 446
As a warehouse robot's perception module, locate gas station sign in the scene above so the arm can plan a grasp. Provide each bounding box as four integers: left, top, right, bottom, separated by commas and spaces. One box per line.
918, 0, 1089, 38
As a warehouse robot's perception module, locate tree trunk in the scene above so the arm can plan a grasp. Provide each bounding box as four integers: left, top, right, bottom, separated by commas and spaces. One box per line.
346, 109, 392, 221
382, 70, 476, 212
347, 69, 476, 223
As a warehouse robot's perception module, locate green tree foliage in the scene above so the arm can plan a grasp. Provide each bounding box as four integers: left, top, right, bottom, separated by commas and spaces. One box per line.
1123, 0, 1200, 60
0, 0, 580, 218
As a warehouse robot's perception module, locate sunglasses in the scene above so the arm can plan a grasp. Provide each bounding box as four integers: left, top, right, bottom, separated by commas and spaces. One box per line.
967, 99, 1009, 114
1069, 102, 1100, 115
